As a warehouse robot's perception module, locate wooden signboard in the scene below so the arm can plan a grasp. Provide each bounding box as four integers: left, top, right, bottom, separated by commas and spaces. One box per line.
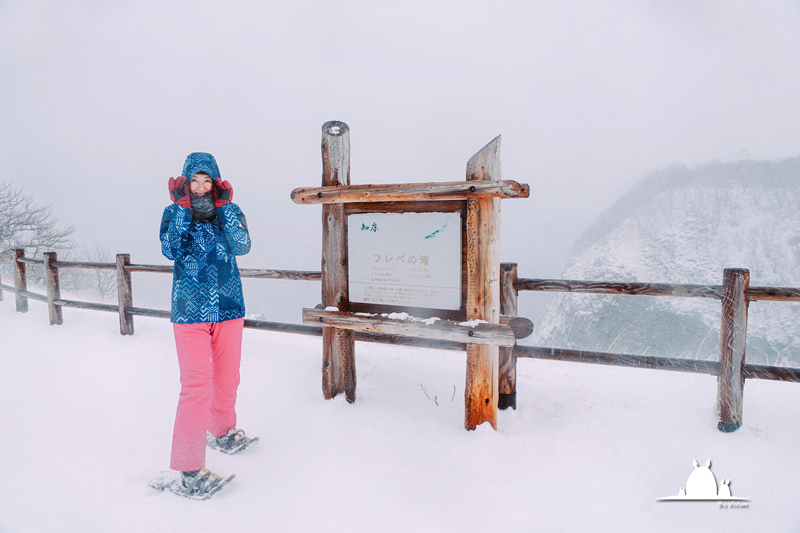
348, 211, 462, 311
346, 202, 467, 320
291, 121, 530, 430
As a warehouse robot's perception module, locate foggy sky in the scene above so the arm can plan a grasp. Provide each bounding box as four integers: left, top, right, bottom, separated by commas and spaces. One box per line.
2, 0, 799, 303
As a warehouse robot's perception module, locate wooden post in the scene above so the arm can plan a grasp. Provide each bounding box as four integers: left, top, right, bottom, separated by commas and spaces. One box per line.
499, 262, 518, 410
464, 136, 502, 430
43, 252, 63, 325
717, 268, 749, 432
320, 120, 356, 403
117, 253, 134, 335
13, 248, 28, 313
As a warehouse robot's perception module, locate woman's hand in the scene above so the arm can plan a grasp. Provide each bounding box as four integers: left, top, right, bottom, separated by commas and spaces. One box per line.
168, 177, 192, 209
214, 179, 233, 208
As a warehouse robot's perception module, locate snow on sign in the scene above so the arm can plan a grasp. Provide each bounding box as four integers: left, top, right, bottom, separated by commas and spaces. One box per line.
348, 212, 461, 310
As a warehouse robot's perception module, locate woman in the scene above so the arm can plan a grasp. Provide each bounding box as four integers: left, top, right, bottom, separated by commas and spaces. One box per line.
160, 152, 254, 497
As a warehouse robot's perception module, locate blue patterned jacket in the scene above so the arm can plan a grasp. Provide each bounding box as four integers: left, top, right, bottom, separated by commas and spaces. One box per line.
160, 202, 251, 323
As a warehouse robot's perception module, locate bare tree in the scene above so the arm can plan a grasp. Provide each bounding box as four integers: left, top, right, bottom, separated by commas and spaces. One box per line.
80, 243, 116, 301
0, 181, 75, 286
0, 181, 75, 255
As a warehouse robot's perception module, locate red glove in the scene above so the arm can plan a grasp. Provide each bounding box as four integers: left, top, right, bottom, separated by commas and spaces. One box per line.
213, 179, 233, 208
168, 177, 192, 209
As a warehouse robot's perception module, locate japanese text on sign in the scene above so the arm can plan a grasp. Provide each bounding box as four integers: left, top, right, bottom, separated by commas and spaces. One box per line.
348, 212, 461, 310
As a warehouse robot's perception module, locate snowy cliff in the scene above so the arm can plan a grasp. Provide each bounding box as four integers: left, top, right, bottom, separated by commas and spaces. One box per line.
528, 158, 800, 366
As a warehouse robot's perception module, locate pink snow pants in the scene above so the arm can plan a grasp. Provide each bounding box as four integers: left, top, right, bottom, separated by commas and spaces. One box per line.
170, 317, 244, 472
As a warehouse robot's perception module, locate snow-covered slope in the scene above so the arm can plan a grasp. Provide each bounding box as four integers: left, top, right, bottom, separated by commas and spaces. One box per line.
2, 300, 800, 532
529, 158, 800, 366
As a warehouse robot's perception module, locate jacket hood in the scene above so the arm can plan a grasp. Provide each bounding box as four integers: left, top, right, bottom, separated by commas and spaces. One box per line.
182, 152, 221, 180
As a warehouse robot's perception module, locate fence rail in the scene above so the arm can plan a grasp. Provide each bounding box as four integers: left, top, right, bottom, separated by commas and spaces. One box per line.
513, 345, 800, 382
515, 277, 800, 302
0, 249, 468, 351
2, 249, 799, 433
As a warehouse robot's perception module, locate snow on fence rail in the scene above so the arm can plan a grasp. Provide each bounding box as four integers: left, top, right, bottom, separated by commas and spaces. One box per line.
1, 249, 799, 432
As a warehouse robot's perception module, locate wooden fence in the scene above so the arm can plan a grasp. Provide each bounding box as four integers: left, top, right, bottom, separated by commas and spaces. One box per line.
2, 249, 800, 432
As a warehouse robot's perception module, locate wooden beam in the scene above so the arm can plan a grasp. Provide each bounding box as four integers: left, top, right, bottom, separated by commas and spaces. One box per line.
117, 254, 134, 335
13, 249, 28, 313
514, 278, 724, 299
238, 268, 321, 281
124, 264, 173, 274
717, 268, 749, 432
500, 315, 533, 340
320, 120, 356, 403
344, 199, 465, 215
514, 345, 721, 375
303, 309, 515, 346
19, 289, 46, 302
54, 299, 118, 313
746, 286, 800, 302
43, 252, 63, 325
51, 261, 116, 270
464, 136, 502, 430
744, 363, 800, 382
120, 263, 323, 281
128, 307, 171, 319
15, 256, 43, 265
499, 263, 519, 410
291, 180, 530, 205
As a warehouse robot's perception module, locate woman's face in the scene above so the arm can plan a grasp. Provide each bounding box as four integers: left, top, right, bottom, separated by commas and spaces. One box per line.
190, 173, 213, 197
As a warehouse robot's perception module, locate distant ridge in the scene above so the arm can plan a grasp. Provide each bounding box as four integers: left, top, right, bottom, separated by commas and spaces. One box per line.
570, 157, 800, 258
530, 157, 800, 366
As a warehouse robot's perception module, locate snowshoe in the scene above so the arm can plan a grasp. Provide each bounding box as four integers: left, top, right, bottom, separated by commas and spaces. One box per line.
206, 428, 259, 455
148, 468, 235, 500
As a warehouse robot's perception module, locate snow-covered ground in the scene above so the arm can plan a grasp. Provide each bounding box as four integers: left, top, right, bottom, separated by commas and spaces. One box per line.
1, 299, 799, 532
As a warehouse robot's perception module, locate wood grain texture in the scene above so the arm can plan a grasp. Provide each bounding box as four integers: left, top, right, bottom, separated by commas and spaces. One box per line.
499, 263, 519, 407
116, 254, 134, 335
291, 179, 529, 204
743, 363, 800, 382
514, 278, 724, 299
500, 315, 533, 340
717, 268, 749, 432
303, 309, 515, 346
13, 249, 28, 312
347, 302, 466, 322
238, 269, 321, 281
43, 252, 63, 325
464, 136, 502, 430
344, 200, 466, 215
746, 286, 800, 302
320, 120, 356, 403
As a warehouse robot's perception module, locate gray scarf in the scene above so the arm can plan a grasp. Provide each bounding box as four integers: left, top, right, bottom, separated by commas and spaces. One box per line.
190, 192, 215, 221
